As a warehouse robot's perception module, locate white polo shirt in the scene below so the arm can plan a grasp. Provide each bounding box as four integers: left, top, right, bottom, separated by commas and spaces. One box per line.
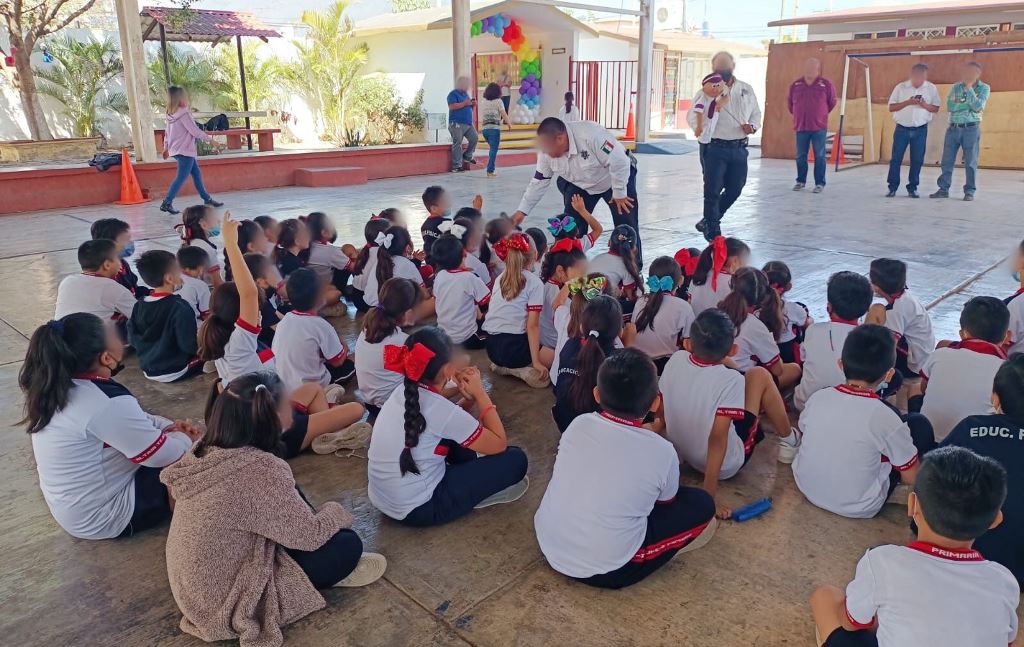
794, 319, 858, 411
1005, 290, 1024, 355
779, 299, 812, 344
632, 293, 695, 359
883, 290, 935, 374
178, 274, 211, 323
844, 543, 1018, 647
188, 239, 221, 283
735, 312, 782, 372
661, 351, 748, 478
215, 318, 276, 384
364, 252, 423, 307
540, 281, 563, 348
354, 328, 407, 407
588, 252, 636, 293
888, 80, 941, 128
54, 272, 138, 323
464, 252, 491, 285
549, 303, 623, 385
689, 272, 733, 315
307, 241, 351, 287
794, 385, 918, 518
367, 385, 483, 519
920, 340, 1006, 441
271, 310, 347, 391
534, 411, 681, 578
351, 245, 377, 292
434, 268, 490, 344
483, 271, 544, 335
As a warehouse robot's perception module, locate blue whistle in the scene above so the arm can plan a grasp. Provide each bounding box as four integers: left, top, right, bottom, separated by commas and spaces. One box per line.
732, 498, 772, 522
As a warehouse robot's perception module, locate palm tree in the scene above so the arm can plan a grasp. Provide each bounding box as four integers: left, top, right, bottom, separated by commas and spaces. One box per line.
212, 41, 282, 121
146, 44, 224, 109
278, 1, 368, 145
34, 35, 127, 138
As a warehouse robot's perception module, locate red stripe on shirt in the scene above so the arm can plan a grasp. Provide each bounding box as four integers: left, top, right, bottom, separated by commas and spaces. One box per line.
236, 318, 261, 334
715, 407, 746, 420
630, 520, 710, 563
325, 348, 348, 363
130, 433, 167, 464
892, 454, 919, 472
526, 305, 543, 312
460, 425, 484, 448
905, 541, 984, 562
476, 292, 492, 306
258, 347, 275, 364
844, 603, 875, 630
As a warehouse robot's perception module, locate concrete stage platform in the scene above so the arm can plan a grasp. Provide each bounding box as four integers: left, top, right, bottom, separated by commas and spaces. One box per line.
1, 153, 1022, 646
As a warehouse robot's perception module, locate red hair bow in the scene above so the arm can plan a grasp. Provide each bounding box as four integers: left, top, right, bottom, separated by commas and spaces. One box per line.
550, 238, 583, 254
493, 233, 530, 261
710, 236, 727, 291
383, 343, 436, 381
673, 248, 700, 277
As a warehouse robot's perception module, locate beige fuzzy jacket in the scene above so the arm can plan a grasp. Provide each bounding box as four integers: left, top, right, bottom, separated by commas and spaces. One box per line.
160, 446, 353, 647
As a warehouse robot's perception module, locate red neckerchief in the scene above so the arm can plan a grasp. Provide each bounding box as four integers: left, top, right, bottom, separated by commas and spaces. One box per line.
149, 291, 173, 298
835, 384, 880, 399
599, 411, 645, 427
948, 338, 1008, 360
906, 541, 984, 562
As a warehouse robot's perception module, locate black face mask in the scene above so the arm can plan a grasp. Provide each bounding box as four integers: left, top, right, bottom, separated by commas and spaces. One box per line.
717, 70, 733, 82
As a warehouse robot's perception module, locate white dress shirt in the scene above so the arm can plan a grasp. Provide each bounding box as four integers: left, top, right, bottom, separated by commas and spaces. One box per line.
888, 80, 941, 128
705, 79, 761, 141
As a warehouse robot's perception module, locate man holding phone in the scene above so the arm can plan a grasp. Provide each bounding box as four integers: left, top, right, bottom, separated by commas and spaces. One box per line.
448, 76, 478, 173
885, 63, 940, 198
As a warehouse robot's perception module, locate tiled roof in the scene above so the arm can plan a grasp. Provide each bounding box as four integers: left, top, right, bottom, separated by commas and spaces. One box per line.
141, 7, 281, 41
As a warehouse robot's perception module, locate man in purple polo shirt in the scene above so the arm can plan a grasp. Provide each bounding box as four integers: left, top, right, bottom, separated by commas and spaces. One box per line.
787, 58, 837, 193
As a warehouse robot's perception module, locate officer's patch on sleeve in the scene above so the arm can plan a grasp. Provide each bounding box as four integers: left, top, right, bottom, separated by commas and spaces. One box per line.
600, 140, 615, 155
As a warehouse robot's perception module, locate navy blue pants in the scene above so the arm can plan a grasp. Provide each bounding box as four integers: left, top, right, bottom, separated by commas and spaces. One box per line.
286, 529, 364, 588
823, 628, 878, 647
887, 124, 928, 193
702, 141, 749, 237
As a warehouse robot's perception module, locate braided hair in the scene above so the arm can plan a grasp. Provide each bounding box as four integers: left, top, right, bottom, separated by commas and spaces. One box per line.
399, 327, 452, 476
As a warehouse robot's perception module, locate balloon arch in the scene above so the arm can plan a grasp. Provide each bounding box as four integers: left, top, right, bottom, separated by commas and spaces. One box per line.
472, 13, 542, 124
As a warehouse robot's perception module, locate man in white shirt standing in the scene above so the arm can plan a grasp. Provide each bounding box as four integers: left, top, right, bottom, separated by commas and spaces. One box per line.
698, 51, 761, 242
886, 63, 940, 198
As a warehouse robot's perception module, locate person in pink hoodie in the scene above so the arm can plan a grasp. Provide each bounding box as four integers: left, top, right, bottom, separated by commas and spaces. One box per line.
161, 86, 224, 215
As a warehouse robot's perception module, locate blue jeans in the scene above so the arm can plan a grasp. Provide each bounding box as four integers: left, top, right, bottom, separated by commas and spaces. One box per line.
795, 129, 827, 186
887, 124, 927, 192
165, 154, 211, 205
937, 124, 980, 195
483, 128, 501, 173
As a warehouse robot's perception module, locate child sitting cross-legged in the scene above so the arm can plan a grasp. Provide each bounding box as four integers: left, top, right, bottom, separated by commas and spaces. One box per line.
354, 278, 421, 417
432, 234, 491, 349
350, 218, 392, 312
536, 348, 717, 589
589, 224, 643, 317
244, 252, 284, 346
552, 295, 622, 433
440, 217, 490, 285
688, 236, 749, 315
367, 327, 529, 527
763, 260, 812, 364
632, 255, 696, 373
90, 217, 148, 298
538, 237, 588, 366
54, 240, 138, 339
364, 226, 435, 321
794, 324, 934, 519
809, 446, 1019, 647
176, 245, 212, 325
127, 250, 202, 383
660, 309, 801, 519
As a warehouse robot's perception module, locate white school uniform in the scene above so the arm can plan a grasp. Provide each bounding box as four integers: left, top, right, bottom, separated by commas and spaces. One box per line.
631, 294, 695, 359
54, 272, 138, 323
1005, 289, 1024, 355
215, 317, 276, 384
367, 385, 484, 519
734, 312, 782, 371
30, 376, 191, 539
433, 269, 491, 344
540, 281, 563, 348
483, 271, 545, 335
688, 272, 733, 314
271, 310, 348, 392
794, 318, 858, 410
883, 290, 934, 374
844, 542, 1018, 647
779, 299, 812, 344
351, 245, 378, 293
920, 340, 1005, 441
178, 274, 211, 323
354, 328, 408, 407
549, 303, 623, 385
364, 251, 423, 307
794, 385, 918, 518
660, 351, 748, 478
307, 241, 351, 287
464, 251, 491, 285
188, 239, 221, 284
534, 411, 680, 578
588, 252, 636, 293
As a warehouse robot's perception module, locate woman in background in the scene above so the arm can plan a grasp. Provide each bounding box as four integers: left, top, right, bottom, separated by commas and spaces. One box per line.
160, 85, 224, 215
480, 82, 512, 178
560, 92, 581, 122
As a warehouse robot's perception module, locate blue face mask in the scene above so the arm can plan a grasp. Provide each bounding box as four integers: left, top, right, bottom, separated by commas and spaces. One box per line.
208, 226, 222, 238
1014, 271, 1021, 283
120, 241, 135, 258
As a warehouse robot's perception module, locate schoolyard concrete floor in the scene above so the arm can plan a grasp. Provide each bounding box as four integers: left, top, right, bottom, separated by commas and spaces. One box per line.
2, 152, 1023, 646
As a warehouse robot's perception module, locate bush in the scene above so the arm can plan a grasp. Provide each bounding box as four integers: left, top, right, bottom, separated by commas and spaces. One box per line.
349, 76, 426, 145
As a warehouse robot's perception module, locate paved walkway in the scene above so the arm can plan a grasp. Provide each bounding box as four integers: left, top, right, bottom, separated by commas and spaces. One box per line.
2, 153, 1022, 646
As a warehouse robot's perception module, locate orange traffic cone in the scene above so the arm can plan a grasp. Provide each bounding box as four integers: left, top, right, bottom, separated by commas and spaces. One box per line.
624, 98, 636, 141
114, 148, 148, 205
828, 136, 846, 165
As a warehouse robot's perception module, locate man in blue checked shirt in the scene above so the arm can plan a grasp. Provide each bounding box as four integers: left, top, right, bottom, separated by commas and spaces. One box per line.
931, 62, 990, 201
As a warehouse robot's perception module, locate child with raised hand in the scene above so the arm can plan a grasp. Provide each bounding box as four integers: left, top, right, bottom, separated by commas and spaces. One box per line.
162, 371, 386, 647
176, 245, 212, 324
763, 260, 812, 363
941, 354, 1024, 584
810, 446, 1018, 647
795, 271, 875, 410
176, 204, 224, 288
536, 348, 717, 589
539, 237, 588, 367
243, 252, 283, 346
553, 193, 604, 252
54, 240, 138, 333
795, 324, 932, 519
483, 232, 549, 388
365, 226, 436, 322
589, 224, 643, 313
689, 236, 750, 315
128, 250, 202, 383
90, 217, 148, 298
552, 295, 622, 432
20, 312, 199, 540
440, 217, 490, 284
274, 218, 311, 279
432, 234, 491, 349
719, 267, 802, 389
920, 296, 1009, 441
367, 327, 529, 526
865, 258, 935, 411
633, 255, 696, 373
660, 309, 801, 519
355, 278, 421, 416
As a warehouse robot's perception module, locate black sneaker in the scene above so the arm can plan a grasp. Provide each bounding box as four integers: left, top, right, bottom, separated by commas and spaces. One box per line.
963, 194, 975, 202
331, 358, 357, 385
907, 190, 919, 198
204, 198, 224, 207
451, 167, 465, 173
885, 190, 897, 198
695, 219, 707, 233
929, 190, 949, 199
160, 202, 180, 215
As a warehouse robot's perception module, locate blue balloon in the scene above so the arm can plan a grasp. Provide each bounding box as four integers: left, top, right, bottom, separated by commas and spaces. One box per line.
496, 26, 504, 37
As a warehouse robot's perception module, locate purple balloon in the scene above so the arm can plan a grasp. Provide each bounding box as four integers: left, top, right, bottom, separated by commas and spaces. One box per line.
527, 87, 538, 98
526, 73, 536, 83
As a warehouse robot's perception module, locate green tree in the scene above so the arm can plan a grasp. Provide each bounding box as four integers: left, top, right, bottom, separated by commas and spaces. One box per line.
146, 44, 223, 109
349, 75, 425, 144
34, 35, 127, 138
278, 1, 368, 146
211, 40, 281, 120
392, 0, 430, 12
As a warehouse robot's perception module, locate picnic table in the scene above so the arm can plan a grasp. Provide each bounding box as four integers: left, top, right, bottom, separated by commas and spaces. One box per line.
153, 111, 279, 152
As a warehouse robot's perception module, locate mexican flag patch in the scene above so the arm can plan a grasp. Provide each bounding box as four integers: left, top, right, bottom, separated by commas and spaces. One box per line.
600, 140, 615, 154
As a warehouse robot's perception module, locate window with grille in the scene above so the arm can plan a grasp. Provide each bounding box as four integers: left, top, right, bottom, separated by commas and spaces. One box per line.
956, 24, 999, 37
905, 27, 946, 39
853, 32, 873, 39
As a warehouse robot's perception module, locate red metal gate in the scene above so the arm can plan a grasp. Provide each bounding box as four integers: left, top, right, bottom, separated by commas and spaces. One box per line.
569, 58, 637, 130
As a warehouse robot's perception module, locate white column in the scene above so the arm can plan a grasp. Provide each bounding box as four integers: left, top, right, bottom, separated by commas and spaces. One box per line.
114, 0, 157, 162
635, 0, 655, 143
452, 0, 472, 84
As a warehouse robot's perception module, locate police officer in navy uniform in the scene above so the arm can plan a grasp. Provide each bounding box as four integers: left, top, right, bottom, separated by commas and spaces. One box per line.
511, 117, 642, 265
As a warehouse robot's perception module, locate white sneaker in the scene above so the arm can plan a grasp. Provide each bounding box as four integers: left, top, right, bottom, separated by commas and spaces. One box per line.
509, 366, 550, 389
334, 552, 387, 587
489, 362, 510, 376
202, 360, 217, 374
324, 384, 346, 404
311, 421, 373, 454
675, 516, 718, 556
777, 427, 801, 464
475, 477, 529, 509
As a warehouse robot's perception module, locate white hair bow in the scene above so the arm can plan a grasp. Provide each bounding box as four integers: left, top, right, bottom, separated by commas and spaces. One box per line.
375, 231, 394, 247
439, 220, 467, 239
